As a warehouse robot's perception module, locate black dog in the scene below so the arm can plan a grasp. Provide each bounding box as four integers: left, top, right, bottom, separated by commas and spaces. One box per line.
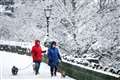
11, 66, 18, 75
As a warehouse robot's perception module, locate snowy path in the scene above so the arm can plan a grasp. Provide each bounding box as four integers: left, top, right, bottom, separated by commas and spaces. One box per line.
0, 51, 74, 80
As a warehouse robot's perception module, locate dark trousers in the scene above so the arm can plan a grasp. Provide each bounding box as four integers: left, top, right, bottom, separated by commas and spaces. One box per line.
50, 66, 58, 76
33, 61, 41, 75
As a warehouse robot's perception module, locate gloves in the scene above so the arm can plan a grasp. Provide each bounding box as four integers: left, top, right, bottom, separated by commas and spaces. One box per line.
59, 59, 62, 63
42, 50, 46, 53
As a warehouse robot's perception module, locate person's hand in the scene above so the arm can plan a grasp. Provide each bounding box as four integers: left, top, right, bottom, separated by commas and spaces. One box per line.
59, 59, 62, 63
42, 50, 46, 53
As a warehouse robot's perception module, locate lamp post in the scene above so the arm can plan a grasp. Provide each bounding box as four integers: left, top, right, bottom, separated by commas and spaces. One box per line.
44, 6, 52, 47
44, 6, 52, 37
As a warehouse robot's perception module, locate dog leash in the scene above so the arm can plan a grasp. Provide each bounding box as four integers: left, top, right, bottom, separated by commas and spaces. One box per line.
18, 62, 33, 70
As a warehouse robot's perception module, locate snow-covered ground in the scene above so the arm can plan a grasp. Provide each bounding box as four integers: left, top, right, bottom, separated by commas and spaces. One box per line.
0, 51, 74, 80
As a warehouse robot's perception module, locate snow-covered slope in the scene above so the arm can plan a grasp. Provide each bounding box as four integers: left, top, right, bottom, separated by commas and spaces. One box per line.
0, 0, 120, 50
0, 51, 74, 80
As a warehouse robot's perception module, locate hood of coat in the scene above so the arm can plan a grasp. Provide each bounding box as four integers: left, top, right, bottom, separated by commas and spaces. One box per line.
35, 40, 40, 47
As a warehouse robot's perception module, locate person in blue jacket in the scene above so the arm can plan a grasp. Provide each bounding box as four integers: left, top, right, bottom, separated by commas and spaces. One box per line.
47, 41, 62, 77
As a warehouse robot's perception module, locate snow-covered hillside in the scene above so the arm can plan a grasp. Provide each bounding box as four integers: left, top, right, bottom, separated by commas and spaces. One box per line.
0, 51, 74, 80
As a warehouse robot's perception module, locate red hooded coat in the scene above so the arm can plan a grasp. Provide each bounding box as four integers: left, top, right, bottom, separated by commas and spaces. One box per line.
31, 40, 42, 62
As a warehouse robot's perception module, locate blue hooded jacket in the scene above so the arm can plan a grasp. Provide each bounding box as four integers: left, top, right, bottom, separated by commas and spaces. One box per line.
47, 47, 61, 67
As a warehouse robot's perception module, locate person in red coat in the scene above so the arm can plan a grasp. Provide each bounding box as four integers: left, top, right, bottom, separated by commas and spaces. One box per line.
31, 40, 43, 75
